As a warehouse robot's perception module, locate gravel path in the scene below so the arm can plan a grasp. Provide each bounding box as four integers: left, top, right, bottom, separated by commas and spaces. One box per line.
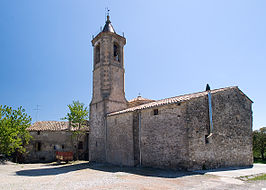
0, 161, 265, 190
195, 164, 266, 178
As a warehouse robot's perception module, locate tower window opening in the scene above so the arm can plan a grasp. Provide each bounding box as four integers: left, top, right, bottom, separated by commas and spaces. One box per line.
95, 45, 100, 63
113, 43, 120, 62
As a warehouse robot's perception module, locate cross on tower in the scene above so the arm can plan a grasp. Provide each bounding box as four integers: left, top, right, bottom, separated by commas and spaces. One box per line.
105, 7, 110, 21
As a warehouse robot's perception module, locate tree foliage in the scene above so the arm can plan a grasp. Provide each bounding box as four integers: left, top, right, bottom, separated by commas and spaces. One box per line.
253, 127, 266, 160
62, 101, 89, 160
62, 100, 89, 128
0, 105, 32, 156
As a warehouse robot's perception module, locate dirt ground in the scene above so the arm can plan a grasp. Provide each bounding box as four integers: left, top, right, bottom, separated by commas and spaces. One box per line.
0, 161, 265, 190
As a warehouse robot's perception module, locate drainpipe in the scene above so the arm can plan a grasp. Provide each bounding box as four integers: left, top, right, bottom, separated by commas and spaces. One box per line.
138, 111, 142, 167
207, 89, 213, 138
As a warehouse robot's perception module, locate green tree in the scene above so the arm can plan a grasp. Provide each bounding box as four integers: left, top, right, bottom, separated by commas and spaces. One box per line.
0, 105, 32, 158
62, 101, 89, 160
253, 127, 266, 160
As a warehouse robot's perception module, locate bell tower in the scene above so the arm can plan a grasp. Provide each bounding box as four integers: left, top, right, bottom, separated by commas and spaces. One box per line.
89, 15, 127, 162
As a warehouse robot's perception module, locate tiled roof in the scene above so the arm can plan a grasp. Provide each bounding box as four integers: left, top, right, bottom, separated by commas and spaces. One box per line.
128, 95, 155, 108
27, 121, 89, 132
108, 86, 238, 116
128, 96, 154, 103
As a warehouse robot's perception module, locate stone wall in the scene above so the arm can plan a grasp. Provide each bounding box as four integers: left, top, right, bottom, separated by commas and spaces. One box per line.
89, 101, 106, 162
104, 87, 253, 171
132, 112, 140, 166
105, 103, 189, 169
140, 103, 189, 170
25, 131, 88, 163
106, 112, 134, 166
186, 88, 253, 170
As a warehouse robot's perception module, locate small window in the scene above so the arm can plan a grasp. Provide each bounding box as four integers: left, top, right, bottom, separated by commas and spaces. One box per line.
95, 45, 100, 63
37, 131, 40, 135
36, 142, 41, 151
153, 109, 159, 115
205, 135, 209, 144
113, 43, 120, 62
78, 141, 83, 150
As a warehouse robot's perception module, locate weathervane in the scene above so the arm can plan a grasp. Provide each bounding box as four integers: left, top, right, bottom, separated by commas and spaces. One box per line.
105, 7, 110, 20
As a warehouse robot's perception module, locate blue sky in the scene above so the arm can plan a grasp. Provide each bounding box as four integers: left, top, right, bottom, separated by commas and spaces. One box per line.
0, 0, 265, 130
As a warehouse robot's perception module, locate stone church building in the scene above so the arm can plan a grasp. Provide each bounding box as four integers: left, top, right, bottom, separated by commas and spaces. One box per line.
89, 16, 253, 170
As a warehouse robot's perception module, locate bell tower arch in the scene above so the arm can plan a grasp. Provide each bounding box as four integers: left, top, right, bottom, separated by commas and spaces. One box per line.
89, 15, 127, 162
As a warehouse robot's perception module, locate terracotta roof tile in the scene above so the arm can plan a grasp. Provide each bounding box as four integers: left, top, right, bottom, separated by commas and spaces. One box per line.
109, 86, 238, 116
127, 96, 155, 108
128, 96, 154, 103
27, 121, 89, 131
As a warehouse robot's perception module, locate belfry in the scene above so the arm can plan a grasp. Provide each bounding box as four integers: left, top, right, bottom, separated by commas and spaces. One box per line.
89, 15, 127, 162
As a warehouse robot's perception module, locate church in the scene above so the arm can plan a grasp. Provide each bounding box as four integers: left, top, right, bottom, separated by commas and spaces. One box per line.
89, 15, 253, 170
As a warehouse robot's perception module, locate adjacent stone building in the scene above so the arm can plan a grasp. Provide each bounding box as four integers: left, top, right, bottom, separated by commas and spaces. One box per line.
25, 121, 89, 163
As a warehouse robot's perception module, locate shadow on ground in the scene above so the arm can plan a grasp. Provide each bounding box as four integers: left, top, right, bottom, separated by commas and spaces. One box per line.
16, 162, 255, 178
16, 162, 195, 178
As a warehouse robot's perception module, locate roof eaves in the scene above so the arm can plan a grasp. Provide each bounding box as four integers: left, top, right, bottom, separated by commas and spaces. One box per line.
108, 86, 238, 117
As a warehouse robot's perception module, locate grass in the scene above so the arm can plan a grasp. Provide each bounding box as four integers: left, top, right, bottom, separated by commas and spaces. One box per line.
254, 158, 266, 164
248, 174, 266, 181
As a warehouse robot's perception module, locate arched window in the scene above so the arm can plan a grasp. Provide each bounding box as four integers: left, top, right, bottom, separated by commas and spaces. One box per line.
113, 43, 120, 62
95, 45, 100, 63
